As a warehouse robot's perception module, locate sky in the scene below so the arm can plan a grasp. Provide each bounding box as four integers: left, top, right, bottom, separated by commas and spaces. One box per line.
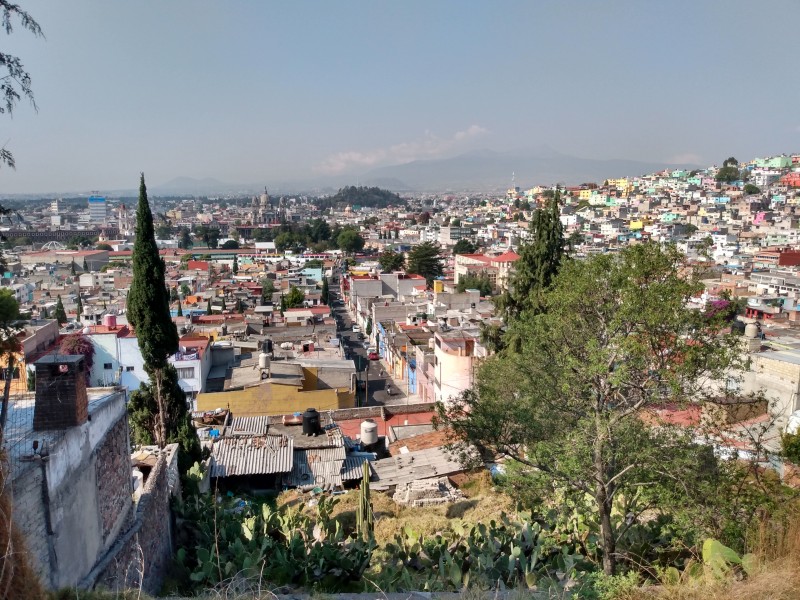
1, 0, 799, 194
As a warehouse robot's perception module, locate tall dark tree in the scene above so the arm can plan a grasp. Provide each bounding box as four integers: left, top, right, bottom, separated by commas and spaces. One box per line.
495, 189, 565, 323
321, 277, 330, 305
75, 294, 83, 319
406, 241, 444, 287
206, 298, 212, 315
127, 174, 195, 459
176, 297, 183, 317
53, 295, 67, 324
232, 255, 239, 275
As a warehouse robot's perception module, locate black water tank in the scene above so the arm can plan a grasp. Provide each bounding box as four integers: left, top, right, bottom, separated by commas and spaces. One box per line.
302, 408, 321, 436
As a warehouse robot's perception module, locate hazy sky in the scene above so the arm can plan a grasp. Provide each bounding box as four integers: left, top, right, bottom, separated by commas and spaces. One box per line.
2, 0, 799, 194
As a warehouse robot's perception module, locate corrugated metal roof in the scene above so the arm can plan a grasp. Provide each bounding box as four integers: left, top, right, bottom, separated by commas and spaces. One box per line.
371, 446, 471, 491
228, 416, 270, 436
210, 434, 293, 477
342, 456, 373, 481
284, 447, 346, 489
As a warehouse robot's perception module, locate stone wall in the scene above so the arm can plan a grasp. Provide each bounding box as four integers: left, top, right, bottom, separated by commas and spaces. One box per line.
10, 391, 133, 589
95, 417, 133, 539
90, 445, 177, 596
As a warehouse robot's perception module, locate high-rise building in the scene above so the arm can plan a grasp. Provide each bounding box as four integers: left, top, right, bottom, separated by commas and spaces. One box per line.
88, 195, 107, 225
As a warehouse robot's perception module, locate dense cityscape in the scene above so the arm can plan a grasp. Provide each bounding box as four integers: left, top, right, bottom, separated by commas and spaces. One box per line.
3, 2, 800, 599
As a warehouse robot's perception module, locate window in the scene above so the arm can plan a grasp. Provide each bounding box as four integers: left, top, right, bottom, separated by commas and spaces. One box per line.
176, 367, 194, 379
103, 363, 113, 370
125, 366, 134, 372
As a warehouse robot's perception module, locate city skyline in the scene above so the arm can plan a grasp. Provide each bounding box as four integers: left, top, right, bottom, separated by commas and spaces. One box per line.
2, 0, 799, 194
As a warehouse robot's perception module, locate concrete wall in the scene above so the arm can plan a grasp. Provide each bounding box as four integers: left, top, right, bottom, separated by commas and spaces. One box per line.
11, 391, 134, 589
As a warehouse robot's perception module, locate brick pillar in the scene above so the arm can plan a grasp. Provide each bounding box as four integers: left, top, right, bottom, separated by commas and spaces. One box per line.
33, 354, 88, 431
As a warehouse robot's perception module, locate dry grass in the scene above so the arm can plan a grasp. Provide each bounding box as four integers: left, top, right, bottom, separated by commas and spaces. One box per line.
0, 450, 47, 600
277, 471, 514, 545
620, 509, 800, 600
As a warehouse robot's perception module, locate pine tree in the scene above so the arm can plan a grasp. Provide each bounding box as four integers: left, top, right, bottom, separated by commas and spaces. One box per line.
321, 277, 330, 305
54, 295, 67, 324
206, 298, 212, 315
232, 255, 238, 275
177, 297, 183, 317
127, 174, 194, 457
495, 189, 565, 324
75, 294, 83, 320
83, 257, 88, 272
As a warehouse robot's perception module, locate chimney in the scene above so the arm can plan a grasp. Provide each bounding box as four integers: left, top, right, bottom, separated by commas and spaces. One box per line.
33, 354, 89, 431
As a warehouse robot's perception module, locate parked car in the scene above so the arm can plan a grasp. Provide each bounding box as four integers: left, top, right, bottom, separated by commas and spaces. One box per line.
386, 384, 396, 395
368, 351, 379, 361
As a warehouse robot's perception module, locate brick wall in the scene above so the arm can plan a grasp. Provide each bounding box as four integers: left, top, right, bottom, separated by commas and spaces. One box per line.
33, 357, 88, 431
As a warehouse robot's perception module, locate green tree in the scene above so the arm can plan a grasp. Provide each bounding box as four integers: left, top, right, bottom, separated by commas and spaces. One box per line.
337, 229, 365, 254
378, 249, 405, 272
743, 183, 761, 195
221, 240, 239, 249
53, 295, 67, 324
436, 243, 749, 576
178, 227, 193, 249
456, 273, 493, 296
232, 255, 238, 275
452, 238, 477, 255
715, 157, 742, 183
96, 243, 113, 251
285, 286, 305, 309
261, 277, 276, 304
176, 297, 183, 317
365, 316, 372, 337
0, 2, 43, 169
321, 277, 330, 305
127, 363, 200, 472
180, 283, 191, 297
221, 296, 226, 312
0, 288, 20, 432
127, 174, 191, 455
406, 241, 444, 287
206, 298, 212, 315
495, 189, 565, 324
75, 294, 83, 319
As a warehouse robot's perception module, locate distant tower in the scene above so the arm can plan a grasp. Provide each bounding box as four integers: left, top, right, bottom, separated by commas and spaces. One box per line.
117, 204, 130, 232
88, 195, 108, 225
259, 188, 271, 224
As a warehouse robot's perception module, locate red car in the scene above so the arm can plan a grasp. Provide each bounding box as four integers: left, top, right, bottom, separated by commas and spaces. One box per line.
368, 351, 379, 361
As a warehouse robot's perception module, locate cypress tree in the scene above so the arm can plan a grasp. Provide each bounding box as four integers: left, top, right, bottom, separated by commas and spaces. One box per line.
232, 255, 238, 275
496, 189, 565, 321
321, 277, 330, 305
75, 294, 83, 320
54, 295, 67, 324
221, 296, 226, 312
177, 297, 183, 317
127, 174, 195, 457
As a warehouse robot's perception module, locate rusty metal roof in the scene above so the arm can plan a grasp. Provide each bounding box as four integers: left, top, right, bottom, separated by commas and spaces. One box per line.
210, 434, 293, 477
284, 446, 346, 489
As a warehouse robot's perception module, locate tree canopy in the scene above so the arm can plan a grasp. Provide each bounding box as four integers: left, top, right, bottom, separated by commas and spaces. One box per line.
284, 286, 305, 309
406, 241, 444, 287
318, 186, 402, 210
452, 238, 477, 255
0, 1, 43, 169
337, 229, 365, 254
378, 249, 405, 273
456, 273, 493, 296
437, 243, 759, 575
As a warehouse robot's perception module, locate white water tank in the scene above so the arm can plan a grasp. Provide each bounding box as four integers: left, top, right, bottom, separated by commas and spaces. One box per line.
360, 419, 378, 446
744, 323, 759, 338
258, 352, 269, 370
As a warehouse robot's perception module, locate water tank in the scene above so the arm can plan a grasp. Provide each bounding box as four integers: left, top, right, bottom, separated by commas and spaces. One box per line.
744, 323, 759, 338
82, 326, 91, 335
258, 352, 269, 370
360, 419, 378, 446
102, 314, 117, 328
302, 408, 321, 436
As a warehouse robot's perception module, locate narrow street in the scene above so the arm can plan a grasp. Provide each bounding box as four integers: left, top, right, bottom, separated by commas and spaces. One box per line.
329, 277, 409, 407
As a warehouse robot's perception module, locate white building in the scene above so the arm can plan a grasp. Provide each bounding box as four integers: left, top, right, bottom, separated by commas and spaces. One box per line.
88, 195, 108, 225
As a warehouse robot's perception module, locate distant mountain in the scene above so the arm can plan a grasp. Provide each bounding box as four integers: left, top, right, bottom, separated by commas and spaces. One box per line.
152, 176, 255, 195
361, 148, 700, 191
